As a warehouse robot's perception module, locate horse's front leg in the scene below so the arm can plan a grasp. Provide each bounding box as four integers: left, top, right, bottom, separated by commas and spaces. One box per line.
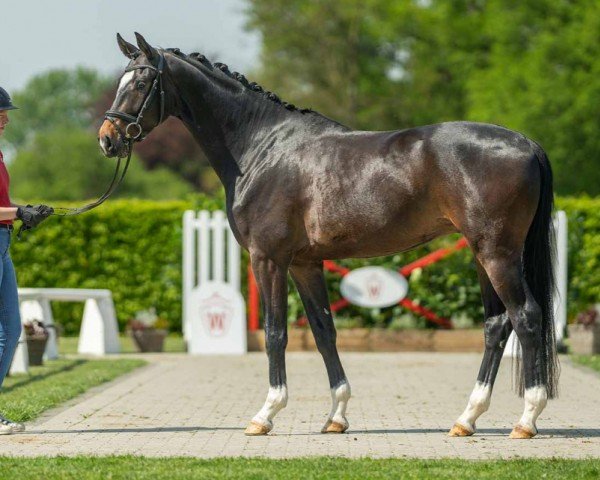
244, 251, 290, 436
290, 262, 351, 433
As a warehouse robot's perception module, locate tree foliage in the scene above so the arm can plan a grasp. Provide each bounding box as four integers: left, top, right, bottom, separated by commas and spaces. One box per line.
9, 127, 193, 201
246, 0, 600, 195
2, 68, 195, 200
3, 67, 111, 148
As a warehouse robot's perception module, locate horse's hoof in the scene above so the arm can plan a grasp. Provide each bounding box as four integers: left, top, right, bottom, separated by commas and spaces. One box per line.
321, 419, 348, 434
448, 423, 474, 437
509, 425, 536, 439
244, 421, 271, 436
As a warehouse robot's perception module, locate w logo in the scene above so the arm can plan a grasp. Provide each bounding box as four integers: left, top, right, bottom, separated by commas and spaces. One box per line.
199, 292, 233, 337
208, 311, 226, 335
366, 274, 382, 300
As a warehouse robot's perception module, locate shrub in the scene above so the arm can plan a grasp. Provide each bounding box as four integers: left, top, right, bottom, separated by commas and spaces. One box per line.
9, 195, 598, 333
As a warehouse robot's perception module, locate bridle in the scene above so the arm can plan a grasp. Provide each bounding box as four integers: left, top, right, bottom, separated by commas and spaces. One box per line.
105, 52, 166, 143
50, 53, 166, 217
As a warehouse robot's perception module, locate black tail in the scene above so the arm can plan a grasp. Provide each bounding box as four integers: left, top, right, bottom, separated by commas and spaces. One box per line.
516, 142, 560, 398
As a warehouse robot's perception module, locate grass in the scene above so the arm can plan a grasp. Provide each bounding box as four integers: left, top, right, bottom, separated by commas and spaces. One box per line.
2, 358, 145, 422
0, 457, 597, 479
570, 355, 600, 374
58, 334, 185, 355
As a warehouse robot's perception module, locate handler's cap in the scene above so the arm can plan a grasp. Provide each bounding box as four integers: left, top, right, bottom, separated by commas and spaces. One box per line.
0, 87, 18, 111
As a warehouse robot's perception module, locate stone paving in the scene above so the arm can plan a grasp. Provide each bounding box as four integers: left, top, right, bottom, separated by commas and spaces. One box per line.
0, 352, 599, 458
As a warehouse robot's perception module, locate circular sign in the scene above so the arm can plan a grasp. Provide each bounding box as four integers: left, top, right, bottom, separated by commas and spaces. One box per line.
340, 266, 408, 308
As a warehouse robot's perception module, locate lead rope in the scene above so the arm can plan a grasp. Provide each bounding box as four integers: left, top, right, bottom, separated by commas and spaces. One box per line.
51, 140, 133, 216
16, 138, 133, 239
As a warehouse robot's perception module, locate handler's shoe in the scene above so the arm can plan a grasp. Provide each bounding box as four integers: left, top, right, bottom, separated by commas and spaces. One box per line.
0, 415, 24, 433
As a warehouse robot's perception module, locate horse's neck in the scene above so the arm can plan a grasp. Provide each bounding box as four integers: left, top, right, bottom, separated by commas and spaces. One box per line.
171, 59, 290, 184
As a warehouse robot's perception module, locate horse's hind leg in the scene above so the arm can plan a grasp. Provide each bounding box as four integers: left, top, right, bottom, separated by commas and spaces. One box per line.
244, 251, 290, 436
290, 262, 350, 433
477, 252, 551, 439
449, 261, 512, 436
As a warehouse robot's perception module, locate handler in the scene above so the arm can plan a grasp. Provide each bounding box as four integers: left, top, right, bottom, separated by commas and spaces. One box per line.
0, 87, 53, 434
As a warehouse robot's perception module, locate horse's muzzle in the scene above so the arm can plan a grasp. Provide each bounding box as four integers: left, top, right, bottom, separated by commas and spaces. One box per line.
98, 120, 127, 158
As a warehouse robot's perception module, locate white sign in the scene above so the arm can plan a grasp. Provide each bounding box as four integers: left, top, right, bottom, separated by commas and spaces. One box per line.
188, 281, 246, 355
340, 266, 409, 308
183, 210, 246, 355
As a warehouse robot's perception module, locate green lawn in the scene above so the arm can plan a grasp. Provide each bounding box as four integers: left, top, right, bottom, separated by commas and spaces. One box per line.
3, 358, 145, 422
58, 334, 185, 355
571, 355, 600, 374
0, 457, 597, 480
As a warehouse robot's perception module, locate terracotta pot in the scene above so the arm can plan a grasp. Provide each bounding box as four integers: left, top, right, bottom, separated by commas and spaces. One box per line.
568, 324, 600, 355
130, 328, 168, 352
26, 335, 48, 366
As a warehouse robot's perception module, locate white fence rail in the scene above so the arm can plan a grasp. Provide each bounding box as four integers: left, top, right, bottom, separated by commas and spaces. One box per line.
182, 210, 245, 354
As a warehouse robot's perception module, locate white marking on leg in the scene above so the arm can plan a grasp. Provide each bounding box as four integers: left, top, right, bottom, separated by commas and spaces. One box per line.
252, 385, 288, 429
323, 308, 330, 315
456, 381, 492, 432
328, 380, 351, 427
517, 386, 547, 434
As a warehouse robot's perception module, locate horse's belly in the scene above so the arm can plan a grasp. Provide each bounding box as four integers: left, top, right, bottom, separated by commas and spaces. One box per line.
302, 208, 456, 260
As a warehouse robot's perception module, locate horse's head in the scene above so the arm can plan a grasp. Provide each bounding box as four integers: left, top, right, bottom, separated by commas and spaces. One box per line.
99, 33, 168, 158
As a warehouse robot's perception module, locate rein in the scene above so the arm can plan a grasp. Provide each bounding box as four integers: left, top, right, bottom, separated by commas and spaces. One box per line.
50, 53, 166, 217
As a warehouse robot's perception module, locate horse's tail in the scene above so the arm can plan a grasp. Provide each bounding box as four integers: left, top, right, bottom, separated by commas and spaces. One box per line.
516, 141, 559, 398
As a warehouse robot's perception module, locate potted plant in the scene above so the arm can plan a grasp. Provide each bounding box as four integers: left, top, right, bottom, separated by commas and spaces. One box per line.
23, 320, 49, 366
128, 308, 169, 352
568, 306, 600, 355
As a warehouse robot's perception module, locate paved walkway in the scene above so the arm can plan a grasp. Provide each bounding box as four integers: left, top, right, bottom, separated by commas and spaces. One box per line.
1, 352, 599, 458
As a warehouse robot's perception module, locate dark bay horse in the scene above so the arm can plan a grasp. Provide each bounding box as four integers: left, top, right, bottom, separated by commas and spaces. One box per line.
99, 33, 558, 439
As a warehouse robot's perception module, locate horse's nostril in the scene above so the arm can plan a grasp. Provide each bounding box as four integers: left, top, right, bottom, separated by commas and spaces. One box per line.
104, 135, 115, 154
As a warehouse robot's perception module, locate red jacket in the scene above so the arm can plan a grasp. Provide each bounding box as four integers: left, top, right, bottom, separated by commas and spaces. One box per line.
0, 151, 13, 225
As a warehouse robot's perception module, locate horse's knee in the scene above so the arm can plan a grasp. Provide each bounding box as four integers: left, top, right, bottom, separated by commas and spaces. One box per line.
265, 331, 288, 354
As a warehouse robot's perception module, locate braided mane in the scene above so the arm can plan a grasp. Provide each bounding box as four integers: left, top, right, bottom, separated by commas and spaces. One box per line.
165, 48, 313, 114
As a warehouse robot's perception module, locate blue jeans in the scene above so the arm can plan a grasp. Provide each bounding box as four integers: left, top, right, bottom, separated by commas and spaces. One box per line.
0, 230, 20, 387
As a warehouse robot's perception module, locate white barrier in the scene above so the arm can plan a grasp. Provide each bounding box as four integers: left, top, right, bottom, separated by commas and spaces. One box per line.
504, 210, 568, 357
17, 288, 120, 357
8, 326, 29, 375
183, 210, 246, 354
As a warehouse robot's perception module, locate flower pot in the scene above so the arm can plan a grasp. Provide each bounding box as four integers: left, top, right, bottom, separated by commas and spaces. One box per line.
130, 328, 168, 352
26, 335, 48, 366
568, 324, 600, 355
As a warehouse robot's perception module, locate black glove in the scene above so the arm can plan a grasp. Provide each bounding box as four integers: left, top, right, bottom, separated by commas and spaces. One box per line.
16, 204, 54, 229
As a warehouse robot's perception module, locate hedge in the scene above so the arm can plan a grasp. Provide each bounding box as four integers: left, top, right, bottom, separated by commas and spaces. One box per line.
9, 195, 599, 334
556, 197, 600, 317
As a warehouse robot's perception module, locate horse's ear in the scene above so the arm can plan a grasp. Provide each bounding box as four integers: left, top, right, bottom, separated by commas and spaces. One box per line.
134, 32, 158, 61
116, 33, 139, 59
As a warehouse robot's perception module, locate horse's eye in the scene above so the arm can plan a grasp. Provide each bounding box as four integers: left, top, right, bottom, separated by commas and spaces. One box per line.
136, 81, 146, 90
